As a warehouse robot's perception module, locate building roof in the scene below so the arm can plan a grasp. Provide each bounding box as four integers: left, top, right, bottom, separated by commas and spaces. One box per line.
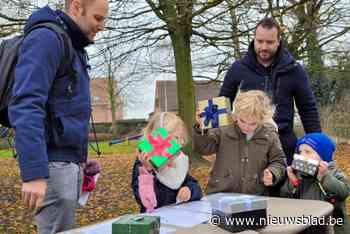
154, 80, 221, 112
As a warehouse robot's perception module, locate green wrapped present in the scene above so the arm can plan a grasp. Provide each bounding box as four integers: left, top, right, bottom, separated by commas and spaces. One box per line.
112, 214, 160, 234
137, 127, 181, 170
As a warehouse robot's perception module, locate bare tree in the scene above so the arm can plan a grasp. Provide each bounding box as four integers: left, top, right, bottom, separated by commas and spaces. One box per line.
105, 0, 241, 156
2, 0, 349, 139
103, 47, 120, 137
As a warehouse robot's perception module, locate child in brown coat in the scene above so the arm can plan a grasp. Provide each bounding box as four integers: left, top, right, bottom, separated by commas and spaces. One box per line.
194, 90, 286, 195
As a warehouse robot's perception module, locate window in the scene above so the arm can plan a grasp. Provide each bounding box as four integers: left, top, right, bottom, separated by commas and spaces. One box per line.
94, 96, 101, 102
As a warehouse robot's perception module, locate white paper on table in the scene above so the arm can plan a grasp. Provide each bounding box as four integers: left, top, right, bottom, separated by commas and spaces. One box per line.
171, 200, 212, 214
75, 219, 115, 234
144, 207, 210, 228
78, 173, 100, 207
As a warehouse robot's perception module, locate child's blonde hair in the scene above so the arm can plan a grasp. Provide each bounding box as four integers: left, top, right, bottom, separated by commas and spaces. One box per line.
232, 90, 273, 124
144, 112, 188, 146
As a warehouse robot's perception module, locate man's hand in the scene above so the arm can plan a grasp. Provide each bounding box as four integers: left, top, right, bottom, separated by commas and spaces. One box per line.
22, 178, 47, 210
263, 168, 273, 186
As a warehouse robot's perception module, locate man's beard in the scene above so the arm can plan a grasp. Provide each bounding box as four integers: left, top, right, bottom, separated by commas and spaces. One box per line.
257, 50, 275, 63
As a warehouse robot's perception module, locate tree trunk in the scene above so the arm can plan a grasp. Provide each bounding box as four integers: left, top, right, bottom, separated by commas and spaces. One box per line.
305, 17, 323, 76
304, 1, 326, 105
107, 61, 118, 137
169, 30, 196, 158
108, 77, 118, 137
226, 0, 241, 60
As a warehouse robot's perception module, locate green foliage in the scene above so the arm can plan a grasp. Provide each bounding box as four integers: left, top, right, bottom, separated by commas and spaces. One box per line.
332, 59, 350, 102
92, 123, 112, 133
114, 119, 147, 137
320, 97, 350, 139
309, 72, 336, 106
309, 54, 350, 107
91, 120, 147, 138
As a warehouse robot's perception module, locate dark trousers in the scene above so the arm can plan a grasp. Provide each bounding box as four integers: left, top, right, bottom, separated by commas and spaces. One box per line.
279, 132, 297, 166
268, 132, 297, 197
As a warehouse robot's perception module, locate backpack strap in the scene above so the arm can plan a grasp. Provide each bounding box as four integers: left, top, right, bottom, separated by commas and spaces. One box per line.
25, 21, 76, 81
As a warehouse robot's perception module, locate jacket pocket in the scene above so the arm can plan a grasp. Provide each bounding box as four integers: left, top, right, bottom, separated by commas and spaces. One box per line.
245, 174, 266, 195
207, 170, 238, 194
253, 138, 269, 154
48, 101, 91, 148
51, 73, 78, 100
55, 113, 89, 147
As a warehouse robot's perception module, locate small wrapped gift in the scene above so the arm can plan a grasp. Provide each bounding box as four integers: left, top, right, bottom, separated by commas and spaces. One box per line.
198, 97, 232, 129
112, 214, 160, 234
292, 154, 319, 177
209, 193, 267, 233
138, 128, 181, 170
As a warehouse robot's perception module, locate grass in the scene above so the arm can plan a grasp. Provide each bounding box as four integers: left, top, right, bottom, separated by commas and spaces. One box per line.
89, 140, 138, 155
0, 148, 15, 158
0, 140, 138, 158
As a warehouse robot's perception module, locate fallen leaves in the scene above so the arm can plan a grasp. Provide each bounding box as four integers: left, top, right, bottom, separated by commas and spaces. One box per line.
0, 144, 349, 233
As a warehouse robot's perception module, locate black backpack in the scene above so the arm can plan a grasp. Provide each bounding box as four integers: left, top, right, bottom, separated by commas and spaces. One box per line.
0, 22, 75, 127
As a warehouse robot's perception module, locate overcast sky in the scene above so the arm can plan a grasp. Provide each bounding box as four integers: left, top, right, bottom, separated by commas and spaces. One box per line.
34, 0, 157, 119
30, 0, 350, 119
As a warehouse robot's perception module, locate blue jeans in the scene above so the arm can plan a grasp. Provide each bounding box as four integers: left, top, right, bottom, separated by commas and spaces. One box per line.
35, 162, 82, 234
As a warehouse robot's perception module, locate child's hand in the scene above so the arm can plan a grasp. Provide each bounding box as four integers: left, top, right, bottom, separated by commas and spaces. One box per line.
138, 167, 157, 212
84, 159, 101, 176
136, 149, 153, 171
176, 186, 191, 202
263, 168, 273, 186
287, 166, 300, 186
317, 161, 329, 180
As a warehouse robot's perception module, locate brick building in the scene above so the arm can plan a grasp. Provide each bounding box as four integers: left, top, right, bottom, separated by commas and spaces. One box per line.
154, 80, 221, 112
90, 78, 123, 123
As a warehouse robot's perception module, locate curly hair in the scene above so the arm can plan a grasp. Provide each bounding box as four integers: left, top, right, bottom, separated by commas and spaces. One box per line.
232, 90, 274, 125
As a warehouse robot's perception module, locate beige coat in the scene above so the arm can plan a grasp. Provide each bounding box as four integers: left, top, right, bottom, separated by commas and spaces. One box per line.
193, 124, 286, 195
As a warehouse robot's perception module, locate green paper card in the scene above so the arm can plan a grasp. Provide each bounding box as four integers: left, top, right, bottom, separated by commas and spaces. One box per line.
138, 128, 181, 170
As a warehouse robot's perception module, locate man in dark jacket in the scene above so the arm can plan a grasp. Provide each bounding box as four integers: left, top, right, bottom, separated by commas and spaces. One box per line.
219, 18, 321, 165
8, 0, 108, 233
